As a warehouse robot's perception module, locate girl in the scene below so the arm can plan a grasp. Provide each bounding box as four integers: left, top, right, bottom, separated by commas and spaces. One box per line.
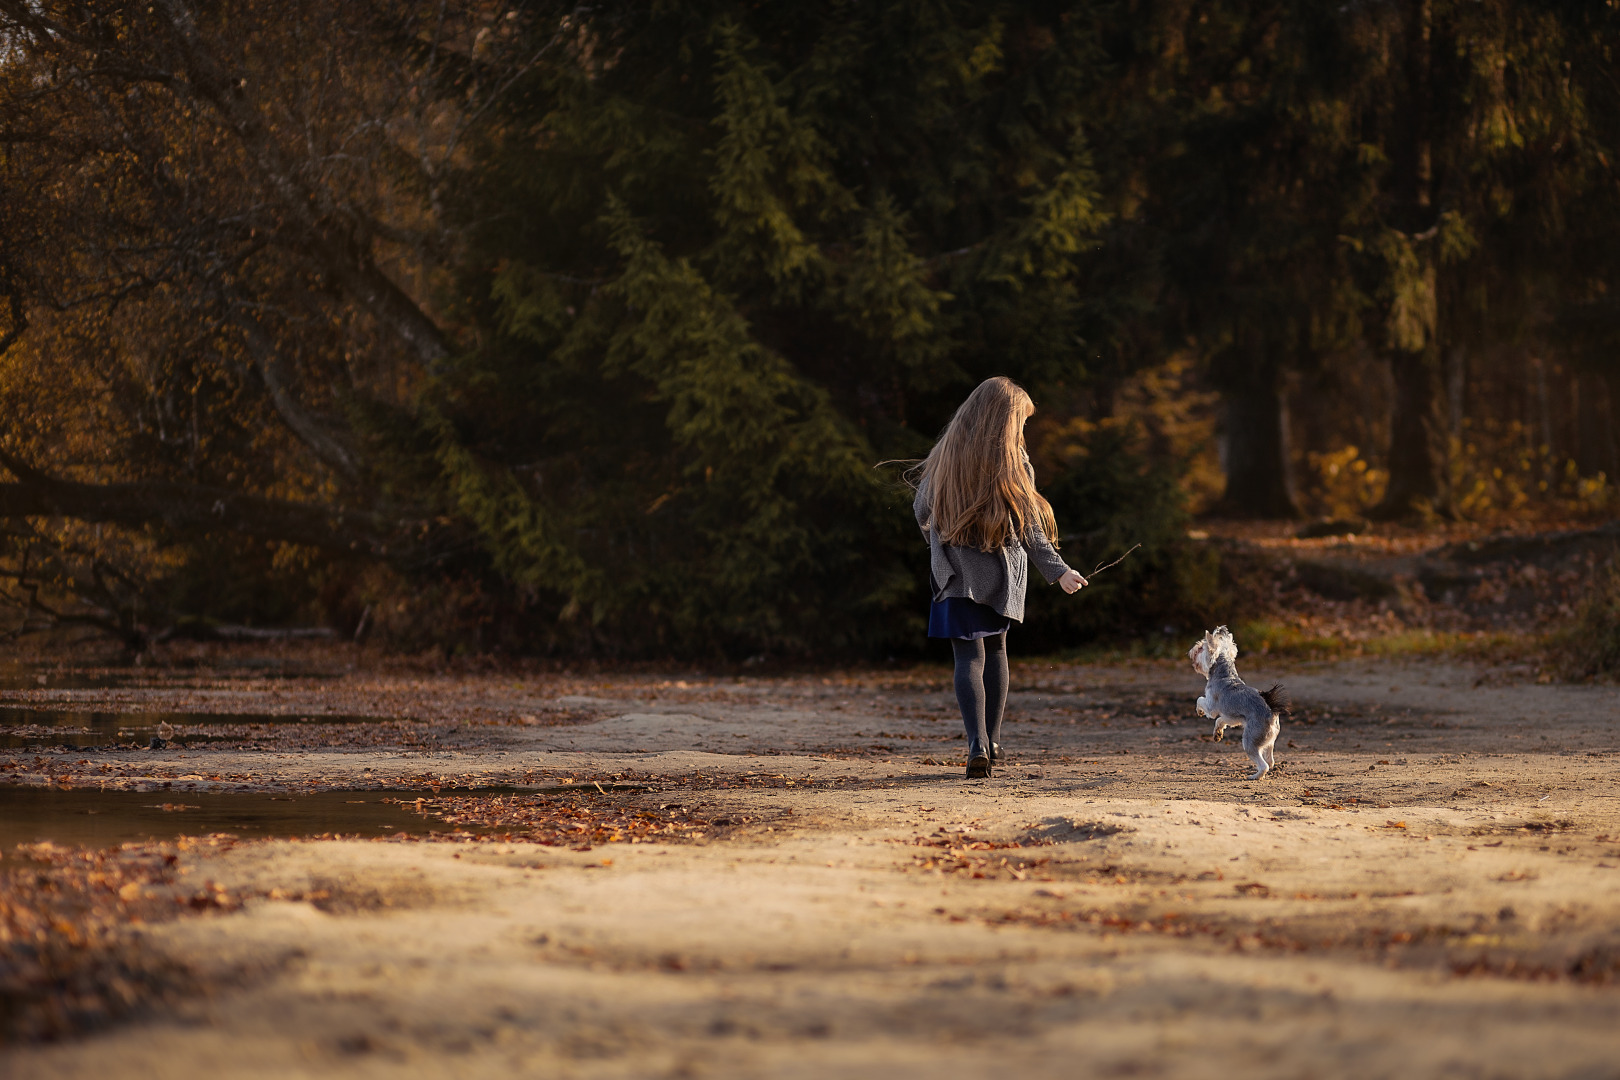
912, 377, 1086, 778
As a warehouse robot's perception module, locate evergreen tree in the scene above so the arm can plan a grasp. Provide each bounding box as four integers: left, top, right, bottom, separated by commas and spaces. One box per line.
4, 0, 1615, 652
1076, 1, 1379, 519
1342, 0, 1600, 519
435, 2, 1118, 653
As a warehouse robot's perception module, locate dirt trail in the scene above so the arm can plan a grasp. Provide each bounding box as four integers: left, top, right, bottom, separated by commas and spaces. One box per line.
4, 655, 1620, 1078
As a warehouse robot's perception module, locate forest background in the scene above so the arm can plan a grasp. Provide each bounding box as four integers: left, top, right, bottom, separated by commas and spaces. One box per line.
0, 0, 1617, 661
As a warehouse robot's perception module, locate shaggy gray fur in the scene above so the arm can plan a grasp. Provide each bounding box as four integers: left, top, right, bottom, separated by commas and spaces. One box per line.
1189, 626, 1286, 781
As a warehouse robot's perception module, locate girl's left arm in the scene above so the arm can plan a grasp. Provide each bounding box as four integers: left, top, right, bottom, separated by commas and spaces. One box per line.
1023, 524, 1073, 585
1021, 454, 1085, 592
912, 477, 932, 536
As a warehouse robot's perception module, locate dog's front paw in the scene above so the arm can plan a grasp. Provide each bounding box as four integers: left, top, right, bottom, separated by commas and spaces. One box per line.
1195, 696, 1209, 718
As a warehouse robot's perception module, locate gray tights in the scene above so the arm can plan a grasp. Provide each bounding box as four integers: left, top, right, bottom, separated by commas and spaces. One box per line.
951, 633, 1008, 755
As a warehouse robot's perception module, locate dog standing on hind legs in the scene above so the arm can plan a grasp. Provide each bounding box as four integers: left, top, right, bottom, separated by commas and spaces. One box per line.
1188, 626, 1289, 780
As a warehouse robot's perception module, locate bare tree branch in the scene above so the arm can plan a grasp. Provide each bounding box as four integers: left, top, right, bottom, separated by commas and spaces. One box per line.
228, 311, 361, 481
149, 0, 452, 370
0, 283, 24, 357
0, 447, 389, 555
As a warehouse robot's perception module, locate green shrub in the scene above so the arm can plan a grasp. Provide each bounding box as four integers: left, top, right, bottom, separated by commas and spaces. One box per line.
1560, 558, 1620, 678
1017, 421, 1217, 653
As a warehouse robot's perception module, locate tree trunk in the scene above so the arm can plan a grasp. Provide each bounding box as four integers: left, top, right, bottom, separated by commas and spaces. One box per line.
0, 449, 390, 555
1578, 372, 1620, 479
1374, 344, 1452, 519
1374, 0, 1454, 521
1210, 344, 1300, 519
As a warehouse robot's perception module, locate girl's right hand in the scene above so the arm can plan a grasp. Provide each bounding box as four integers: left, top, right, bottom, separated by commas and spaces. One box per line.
1059, 569, 1087, 594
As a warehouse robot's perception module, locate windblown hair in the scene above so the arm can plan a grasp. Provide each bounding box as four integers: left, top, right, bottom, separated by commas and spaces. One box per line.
915, 377, 1059, 552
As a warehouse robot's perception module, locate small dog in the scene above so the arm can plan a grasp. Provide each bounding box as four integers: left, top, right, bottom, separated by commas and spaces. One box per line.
1188, 626, 1288, 780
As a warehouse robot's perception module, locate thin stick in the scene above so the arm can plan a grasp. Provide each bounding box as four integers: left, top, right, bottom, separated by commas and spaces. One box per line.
1088, 543, 1141, 579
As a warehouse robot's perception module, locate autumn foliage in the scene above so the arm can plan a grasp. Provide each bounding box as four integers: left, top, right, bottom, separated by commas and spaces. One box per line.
1, 1, 1617, 657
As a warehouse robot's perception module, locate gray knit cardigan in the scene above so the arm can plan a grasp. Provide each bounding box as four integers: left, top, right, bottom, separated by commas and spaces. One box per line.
912, 475, 1072, 623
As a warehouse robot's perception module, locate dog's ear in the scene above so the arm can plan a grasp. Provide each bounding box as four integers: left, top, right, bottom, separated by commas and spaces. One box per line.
1188, 633, 1212, 674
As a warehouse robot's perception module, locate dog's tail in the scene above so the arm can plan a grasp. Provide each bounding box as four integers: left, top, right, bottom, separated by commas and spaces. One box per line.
1259, 683, 1291, 718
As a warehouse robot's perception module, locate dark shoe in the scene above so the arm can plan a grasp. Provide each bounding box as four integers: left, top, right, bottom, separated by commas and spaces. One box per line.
966, 754, 991, 779
989, 742, 1002, 762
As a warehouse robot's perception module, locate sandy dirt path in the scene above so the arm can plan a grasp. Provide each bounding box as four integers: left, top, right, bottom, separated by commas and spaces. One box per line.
4, 655, 1620, 1078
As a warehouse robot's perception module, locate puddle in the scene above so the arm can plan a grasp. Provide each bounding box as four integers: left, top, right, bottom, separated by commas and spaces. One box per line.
0, 667, 132, 692
0, 708, 395, 750
0, 787, 478, 850
0, 662, 345, 692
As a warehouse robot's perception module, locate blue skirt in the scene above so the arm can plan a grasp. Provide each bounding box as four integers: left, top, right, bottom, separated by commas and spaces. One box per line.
927, 597, 1012, 640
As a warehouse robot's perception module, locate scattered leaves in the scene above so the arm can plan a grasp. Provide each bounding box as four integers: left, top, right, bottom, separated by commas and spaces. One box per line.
0, 839, 243, 1043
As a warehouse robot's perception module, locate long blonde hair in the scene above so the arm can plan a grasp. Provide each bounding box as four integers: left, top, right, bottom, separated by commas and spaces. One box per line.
916, 377, 1058, 552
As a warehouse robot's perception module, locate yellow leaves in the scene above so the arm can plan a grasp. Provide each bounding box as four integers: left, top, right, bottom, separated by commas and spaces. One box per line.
1437, 210, 1479, 264
1452, 417, 1612, 520
837, 195, 951, 364
419, 790, 741, 847
1306, 445, 1387, 519
706, 21, 847, 287
424, 400, 589, 592
1474, 99, 1524, 155
1003, 136, 1110, 281
1356, 142, 1388, 168
960, 17, 1005, 83
1375, 229, 1437, 353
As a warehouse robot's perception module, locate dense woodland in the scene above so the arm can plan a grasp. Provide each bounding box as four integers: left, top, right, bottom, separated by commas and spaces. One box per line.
0, 0, 1617, 657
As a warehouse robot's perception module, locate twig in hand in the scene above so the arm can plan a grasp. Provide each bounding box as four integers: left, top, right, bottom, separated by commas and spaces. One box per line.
1088, 543, 1141, 579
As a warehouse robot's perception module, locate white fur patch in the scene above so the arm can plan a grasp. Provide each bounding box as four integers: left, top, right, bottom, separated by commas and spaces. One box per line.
1207, 625, 1238, 664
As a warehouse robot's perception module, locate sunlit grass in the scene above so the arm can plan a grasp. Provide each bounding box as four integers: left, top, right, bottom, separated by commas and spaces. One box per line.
1031, 623, 1537, 668
1033, 634, 1196, 666
1229, 622, 1528, 662
1550, 563, 1620, 679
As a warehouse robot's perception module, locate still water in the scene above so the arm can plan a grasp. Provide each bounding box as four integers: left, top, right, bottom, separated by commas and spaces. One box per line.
0, 787, 471, 850
0, 661, 342, 692
0, 708, 394, 750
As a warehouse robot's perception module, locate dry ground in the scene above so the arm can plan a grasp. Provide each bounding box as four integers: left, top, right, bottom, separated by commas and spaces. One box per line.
4, 653, 1620, 1078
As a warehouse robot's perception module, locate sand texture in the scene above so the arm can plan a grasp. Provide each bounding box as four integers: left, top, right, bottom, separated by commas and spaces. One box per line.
4, 655, 1620, 1078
